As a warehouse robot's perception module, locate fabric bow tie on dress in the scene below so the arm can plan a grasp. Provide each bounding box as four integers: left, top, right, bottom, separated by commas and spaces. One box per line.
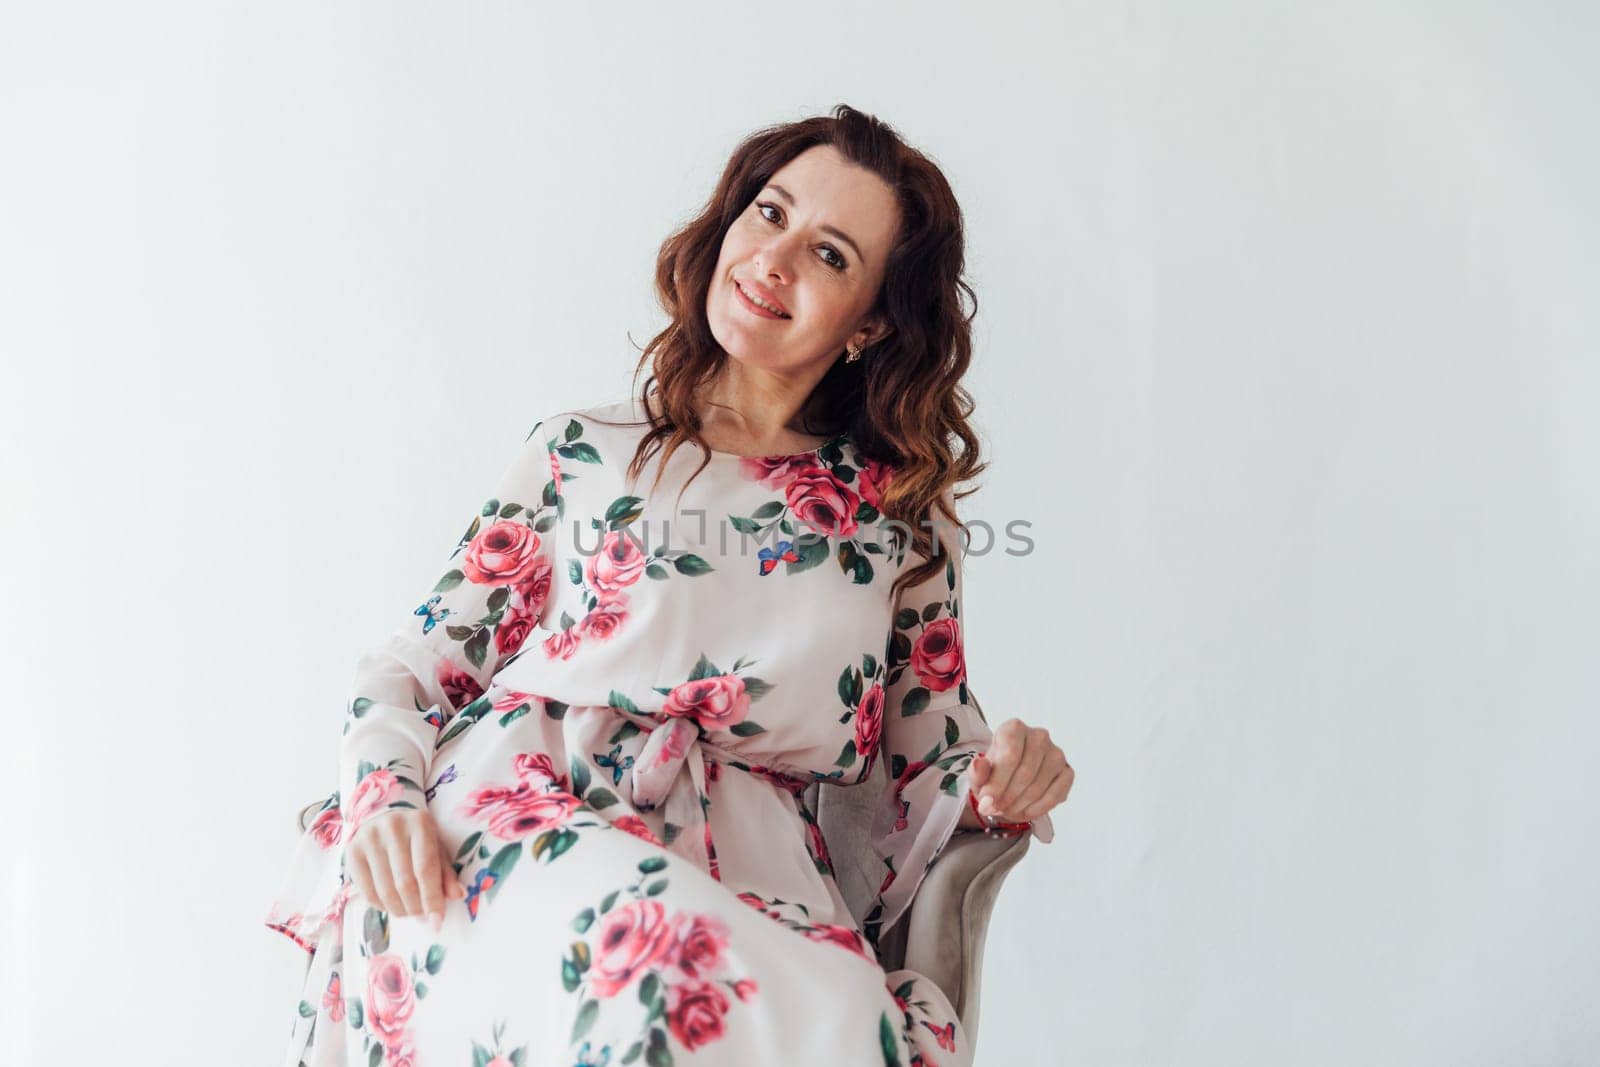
623, 714, 736, 876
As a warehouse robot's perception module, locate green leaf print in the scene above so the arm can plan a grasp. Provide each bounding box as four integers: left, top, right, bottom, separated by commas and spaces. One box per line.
900, 687, 930, 717
604, 495, 645, 525
787, 534, 830, 575
570, 997, 599, 1045
880, 1011, 903, 1067
362, 906, 389, 955
837, 540, 875, 584
672, 553, 712, 575
485, 843, 521, 901
838, 665, 861, 708
561, 441, 601, 465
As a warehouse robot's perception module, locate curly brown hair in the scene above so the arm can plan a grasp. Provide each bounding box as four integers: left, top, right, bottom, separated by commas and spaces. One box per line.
588, 103, 987, 602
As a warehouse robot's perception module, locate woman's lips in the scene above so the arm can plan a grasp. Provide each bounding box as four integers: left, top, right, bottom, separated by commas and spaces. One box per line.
734, 279, 790, 320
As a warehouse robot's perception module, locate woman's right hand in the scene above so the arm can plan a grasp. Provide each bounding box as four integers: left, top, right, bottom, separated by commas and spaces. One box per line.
345, 808, 467, 930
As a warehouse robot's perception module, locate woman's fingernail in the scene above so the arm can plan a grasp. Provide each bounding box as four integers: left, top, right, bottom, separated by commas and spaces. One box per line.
430, 912, 442, 932
979, 795, 994, 814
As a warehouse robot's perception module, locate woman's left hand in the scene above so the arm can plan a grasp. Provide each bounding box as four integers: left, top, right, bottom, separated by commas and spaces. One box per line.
970, 718, 1074, 823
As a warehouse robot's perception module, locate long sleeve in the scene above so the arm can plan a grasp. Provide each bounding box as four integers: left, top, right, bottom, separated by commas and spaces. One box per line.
860, 500, 1054, 945
336, 416, 563, 834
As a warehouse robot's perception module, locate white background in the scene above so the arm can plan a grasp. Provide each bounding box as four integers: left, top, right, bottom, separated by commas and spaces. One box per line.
3, 2, 1596, 1064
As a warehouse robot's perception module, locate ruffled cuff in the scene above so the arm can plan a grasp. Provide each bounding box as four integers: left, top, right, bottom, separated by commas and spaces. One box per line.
867, 750, 981, 939
262, 788, 354, 955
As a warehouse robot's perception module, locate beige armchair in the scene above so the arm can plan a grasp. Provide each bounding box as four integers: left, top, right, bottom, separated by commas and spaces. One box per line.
296, 749, 1030, 1057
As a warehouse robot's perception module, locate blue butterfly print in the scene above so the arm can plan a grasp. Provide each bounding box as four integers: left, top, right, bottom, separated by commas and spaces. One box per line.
594, 743, 635, 786
414, 594, 452, 634
425, 764, 457, 802
572, 1040, 613, 1067
757, 539, 802, 575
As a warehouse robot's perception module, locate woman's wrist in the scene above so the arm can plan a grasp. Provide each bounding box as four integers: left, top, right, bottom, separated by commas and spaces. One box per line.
961, 786, 1032, 837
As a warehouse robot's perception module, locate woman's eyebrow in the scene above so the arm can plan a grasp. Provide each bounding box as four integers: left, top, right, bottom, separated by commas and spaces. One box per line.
765, 183, 864, 263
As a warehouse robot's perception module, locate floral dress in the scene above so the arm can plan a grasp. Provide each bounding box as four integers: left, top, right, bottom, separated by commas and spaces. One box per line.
263, 395, 1054, 1067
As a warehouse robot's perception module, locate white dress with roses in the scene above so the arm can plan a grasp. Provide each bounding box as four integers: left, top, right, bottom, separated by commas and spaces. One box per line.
263, 394, 1053, 1067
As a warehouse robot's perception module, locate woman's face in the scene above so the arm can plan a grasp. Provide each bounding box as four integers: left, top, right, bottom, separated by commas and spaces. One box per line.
706, 143, 901, 377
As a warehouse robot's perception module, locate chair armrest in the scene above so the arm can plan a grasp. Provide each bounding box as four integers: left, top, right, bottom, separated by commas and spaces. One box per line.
899, 829, 1033, 1051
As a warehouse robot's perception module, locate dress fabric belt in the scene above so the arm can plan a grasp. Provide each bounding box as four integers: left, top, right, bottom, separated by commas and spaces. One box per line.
616, 712, 736, 880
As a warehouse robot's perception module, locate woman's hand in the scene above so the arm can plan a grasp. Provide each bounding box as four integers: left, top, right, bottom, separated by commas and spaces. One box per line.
969, 718, 1074, 824
345, 808, 467, 930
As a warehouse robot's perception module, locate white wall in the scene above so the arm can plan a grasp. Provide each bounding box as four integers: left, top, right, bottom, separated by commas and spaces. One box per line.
3, 2, 1595, 1064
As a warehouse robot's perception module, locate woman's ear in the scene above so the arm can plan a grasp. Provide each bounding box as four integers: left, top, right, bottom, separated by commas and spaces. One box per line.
851, 318, 894, 352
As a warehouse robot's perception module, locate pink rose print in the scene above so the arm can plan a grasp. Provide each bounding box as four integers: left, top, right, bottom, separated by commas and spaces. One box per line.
325, 880, 356, 928
855, 681, 885, 760
857, 457, 896, 511
910, 617, 966, 692
543, 627, 581, 660
806, 819, 832, 872
364, 953, 417, 1047
784, 467, 861, 539
585, 530, 649, 601
669, 913, 730, 980
578, 596, 630, 640
667, 980, 731, 1051
437, 660, 485, 710
611, 813, 664, 847
737, 453, 823, 489
310, 806, 343, 850
493, 588, 546, 657
732, 977, 759, 1002
803, 923, 872, 962
345, 769, 403, 831
653, 720, 694, 768
385, 1038, 418, 1067
515, 553, 554, 606
460, 784, 583, 840
462, 519, 547, 587
589, 899, 680, 998
661, 674, 750, 730
513, 750, 566, 789
486, 689, 541, 726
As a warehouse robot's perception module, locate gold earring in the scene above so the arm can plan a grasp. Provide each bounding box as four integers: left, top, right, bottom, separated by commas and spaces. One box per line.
845, 343, 862, 363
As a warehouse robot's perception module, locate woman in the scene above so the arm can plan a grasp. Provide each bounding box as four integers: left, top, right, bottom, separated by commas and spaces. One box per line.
265, 104, 1075, 1067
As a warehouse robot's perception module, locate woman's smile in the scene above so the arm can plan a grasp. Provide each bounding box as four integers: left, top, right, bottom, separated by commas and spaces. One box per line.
734, 278, 791, 320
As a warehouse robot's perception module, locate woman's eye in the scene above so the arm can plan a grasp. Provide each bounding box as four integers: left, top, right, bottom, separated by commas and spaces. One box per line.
755, 202, 847, 271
